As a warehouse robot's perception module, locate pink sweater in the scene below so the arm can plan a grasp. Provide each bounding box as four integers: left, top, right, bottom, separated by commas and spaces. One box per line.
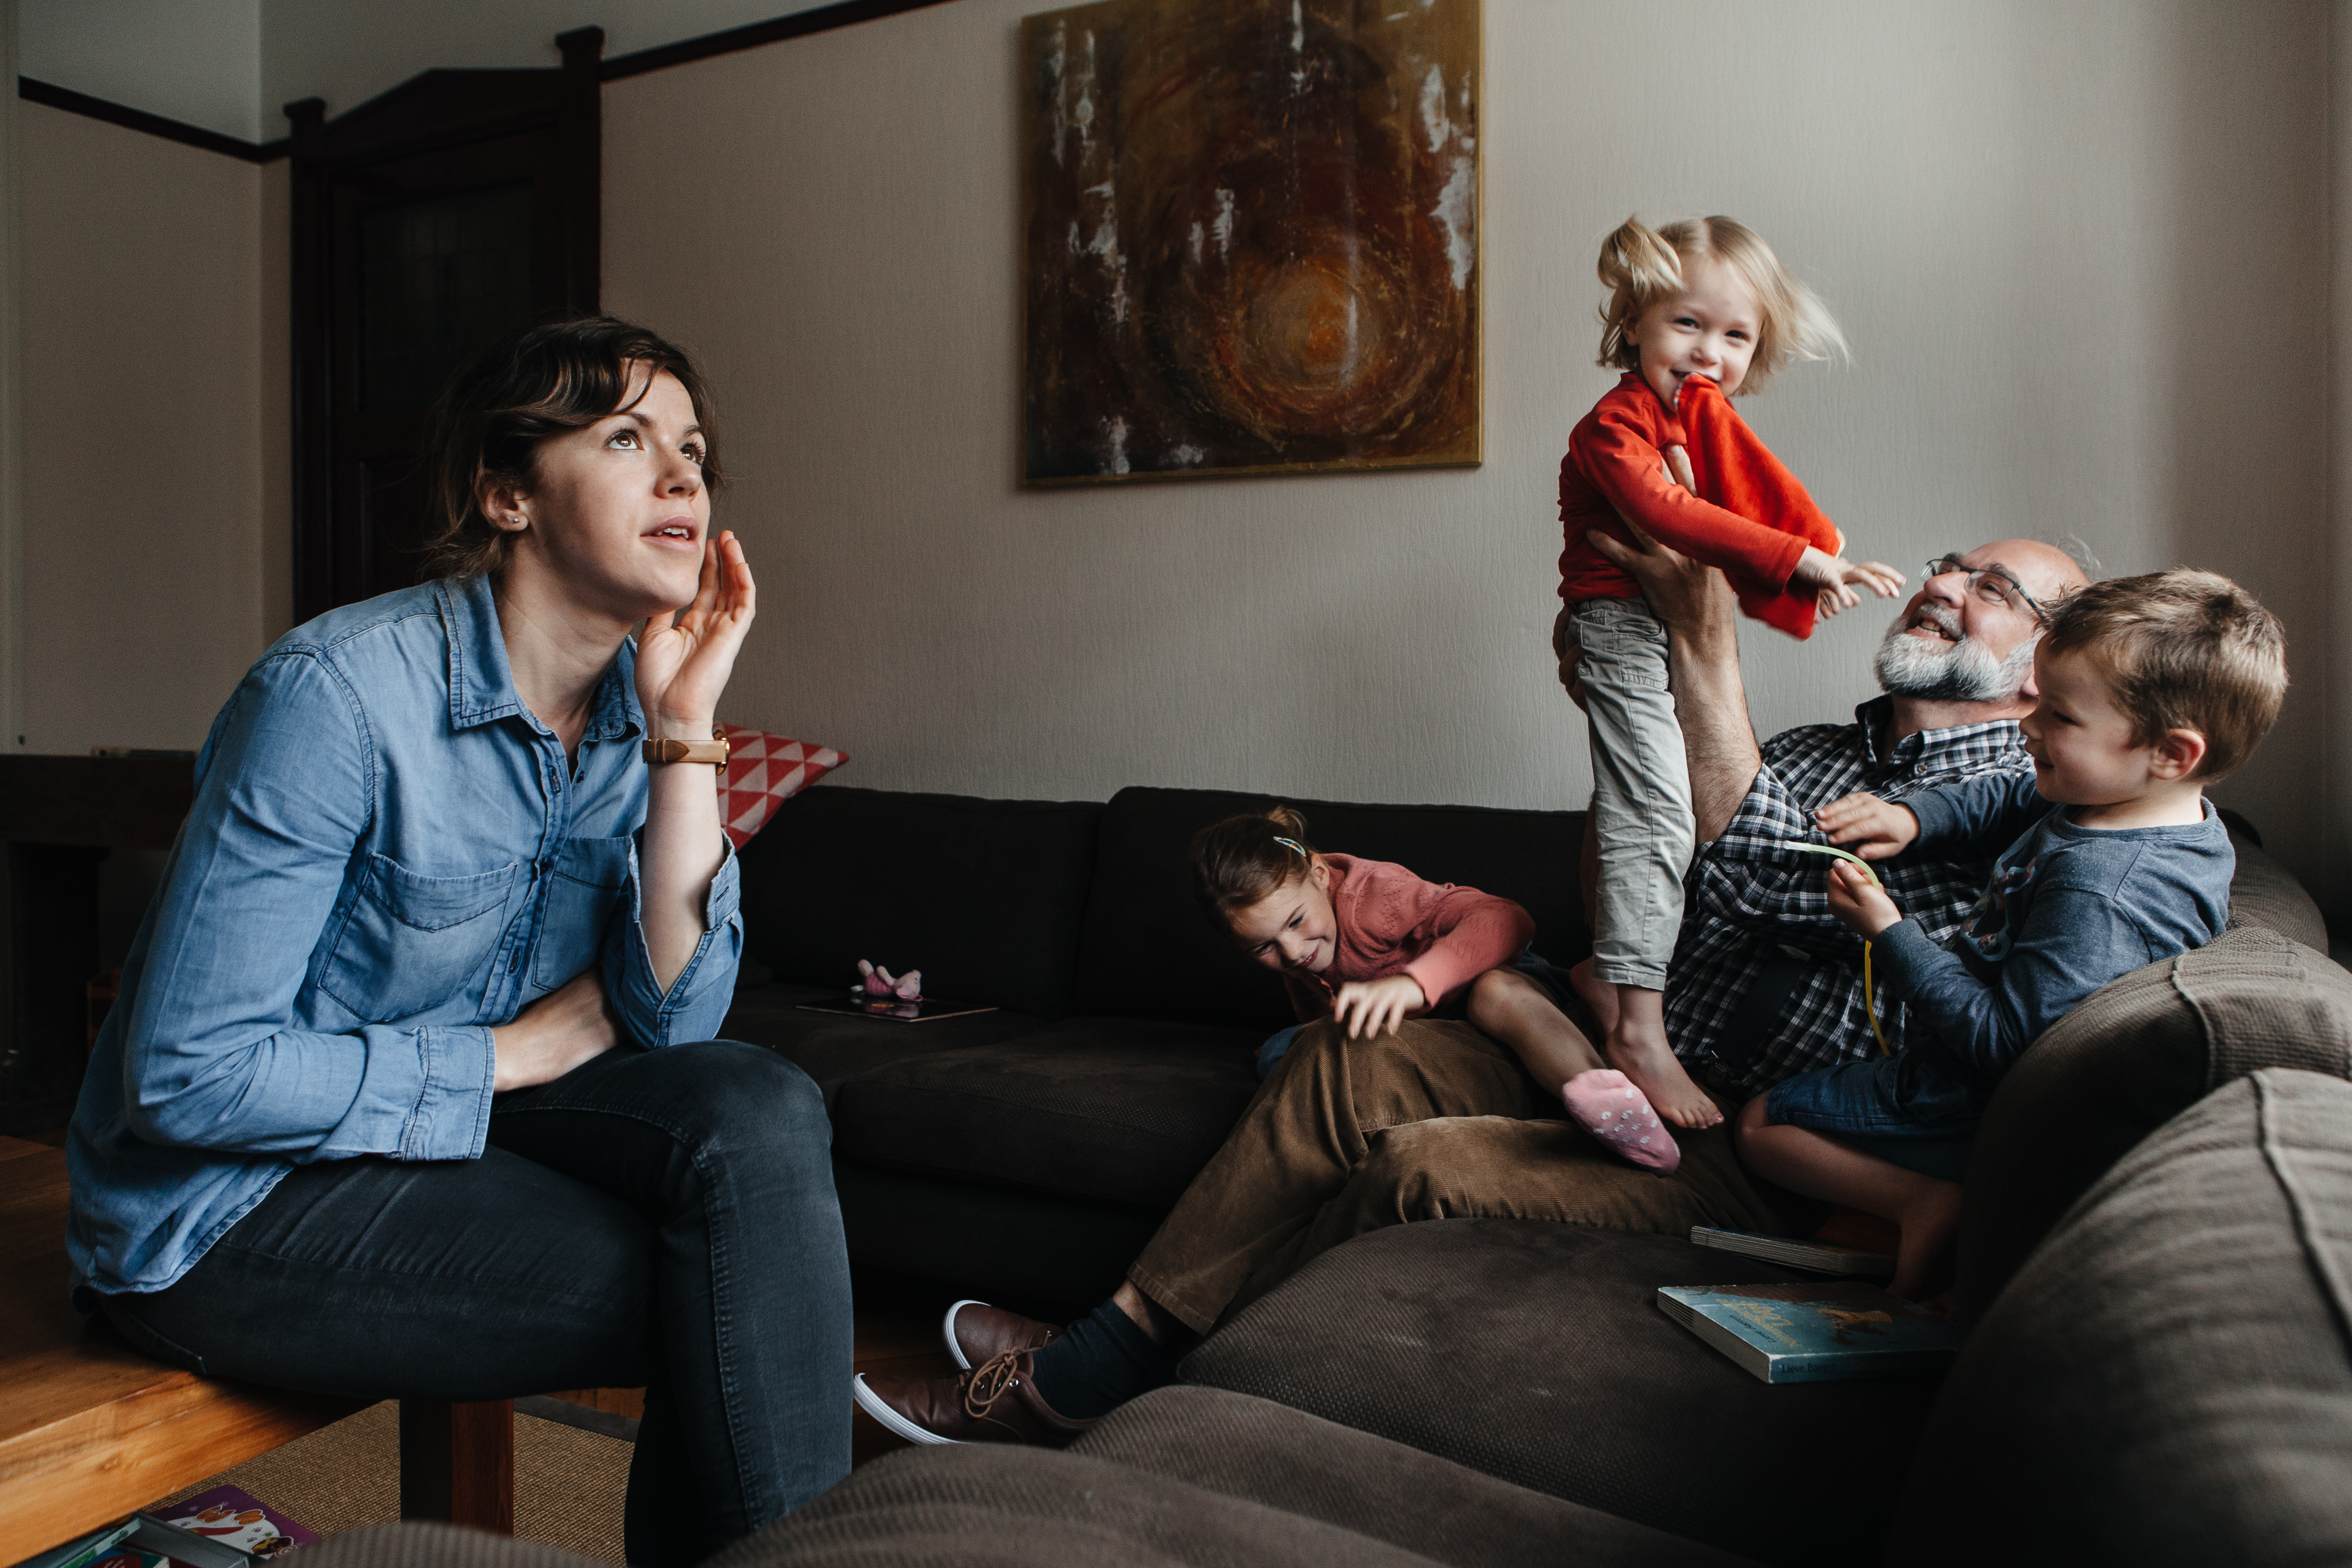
1281, 855, 1536, 1023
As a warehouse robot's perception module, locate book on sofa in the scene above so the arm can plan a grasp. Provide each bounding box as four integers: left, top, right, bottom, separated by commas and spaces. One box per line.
795, 996, 999, 1023
1658, 1282, 1959, 1383
1688, 1226, 1896, 1276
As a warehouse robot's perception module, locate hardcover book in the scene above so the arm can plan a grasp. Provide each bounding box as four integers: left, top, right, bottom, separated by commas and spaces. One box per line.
1657, 1282, 1959, 1383
1689, 1226, 1896, 1277
796, 996, 998, 1023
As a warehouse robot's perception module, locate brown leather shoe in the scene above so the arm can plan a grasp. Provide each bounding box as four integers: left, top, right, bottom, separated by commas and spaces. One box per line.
943, 1299, 1059, 1370
852, 1351, 1096, 1447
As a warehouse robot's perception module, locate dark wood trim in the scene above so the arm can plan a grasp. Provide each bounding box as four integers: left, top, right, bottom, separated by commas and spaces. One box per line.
601, 0, 959, 82
15, 77, 288, 162
20, 0, 957, 166
556, 28, 605, 316
397, 1400, 516, 1534
285, 99, 332, 626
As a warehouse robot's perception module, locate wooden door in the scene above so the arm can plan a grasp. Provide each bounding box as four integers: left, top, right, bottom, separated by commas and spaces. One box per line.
287, 28, 602, 623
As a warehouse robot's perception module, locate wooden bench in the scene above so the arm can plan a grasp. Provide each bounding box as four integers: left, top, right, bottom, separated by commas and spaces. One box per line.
1, 1136, 516, 1555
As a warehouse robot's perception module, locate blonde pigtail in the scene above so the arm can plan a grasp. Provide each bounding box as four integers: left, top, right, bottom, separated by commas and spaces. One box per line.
1595, 216, 1685, 373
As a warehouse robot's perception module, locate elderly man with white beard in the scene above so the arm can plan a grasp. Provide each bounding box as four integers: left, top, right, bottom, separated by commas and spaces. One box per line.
852, 538, 2098, 1453
1214, 531, 2099, 1265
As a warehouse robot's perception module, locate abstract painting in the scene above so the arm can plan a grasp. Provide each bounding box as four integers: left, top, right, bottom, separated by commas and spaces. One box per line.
1020, 0, 1480, 485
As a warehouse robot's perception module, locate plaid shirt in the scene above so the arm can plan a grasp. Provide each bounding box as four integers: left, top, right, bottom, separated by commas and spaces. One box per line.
1664, 695, 2032, 1094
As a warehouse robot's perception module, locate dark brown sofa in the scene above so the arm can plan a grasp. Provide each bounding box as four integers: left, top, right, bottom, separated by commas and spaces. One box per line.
297, 784, 2352, 1566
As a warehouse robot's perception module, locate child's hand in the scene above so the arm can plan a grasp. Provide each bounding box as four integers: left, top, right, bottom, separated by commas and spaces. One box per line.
1332, 975, 1426, 1040
1826, 859, 1902, 939
1791, 547, 1907, 617
1814, 791, 1921, 861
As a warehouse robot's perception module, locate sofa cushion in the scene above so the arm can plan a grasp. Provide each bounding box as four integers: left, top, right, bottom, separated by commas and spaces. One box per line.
720, 983, 1042, 1101
1071, 787, 1589, 1028
1892, 1069, 2352, 1565
831, 1016, 1262, 1208
1181, 1219, 1935, 1567
734, 786, 1101, 1017
1072, 1384, 1760, 1567
706, 1444, 1463, 1568
1956, 923, 2352, 1324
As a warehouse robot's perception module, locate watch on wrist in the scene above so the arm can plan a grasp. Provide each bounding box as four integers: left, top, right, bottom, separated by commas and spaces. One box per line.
644, 728, 730, 768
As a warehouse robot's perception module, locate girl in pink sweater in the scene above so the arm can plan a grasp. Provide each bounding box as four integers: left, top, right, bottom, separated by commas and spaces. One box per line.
1191, 807, 1679, 1173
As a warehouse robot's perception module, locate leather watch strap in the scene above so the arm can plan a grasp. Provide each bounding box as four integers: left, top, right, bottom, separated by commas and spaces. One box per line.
643, 729, 730, 767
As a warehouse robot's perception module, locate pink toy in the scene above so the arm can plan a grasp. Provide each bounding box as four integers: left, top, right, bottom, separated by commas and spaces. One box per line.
857, 960, 923, 1001
1562, 1069, 1681, 1174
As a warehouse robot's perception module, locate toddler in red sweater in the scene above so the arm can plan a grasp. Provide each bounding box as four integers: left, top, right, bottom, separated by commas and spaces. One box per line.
1557, 216, 1903, 1132
1193, 807, 1679, 1172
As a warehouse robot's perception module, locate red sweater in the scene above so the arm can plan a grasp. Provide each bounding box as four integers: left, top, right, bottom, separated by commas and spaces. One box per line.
1557, 373, 1843, 640
1280, 855, 1535, 1024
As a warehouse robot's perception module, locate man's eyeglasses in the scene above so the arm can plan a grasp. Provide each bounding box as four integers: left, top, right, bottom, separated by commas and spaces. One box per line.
1924, 555, 2050, 624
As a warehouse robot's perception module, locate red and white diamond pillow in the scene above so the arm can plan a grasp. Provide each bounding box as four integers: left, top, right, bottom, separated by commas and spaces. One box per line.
717, 725, 848, 848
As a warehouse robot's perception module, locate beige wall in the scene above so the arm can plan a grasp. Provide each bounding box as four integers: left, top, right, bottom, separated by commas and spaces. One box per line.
17, 103, 278, 752
603, 0, 2336, 900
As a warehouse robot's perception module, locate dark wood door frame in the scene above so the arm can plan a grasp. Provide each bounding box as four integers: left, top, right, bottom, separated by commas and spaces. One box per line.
286, 27, 603, 625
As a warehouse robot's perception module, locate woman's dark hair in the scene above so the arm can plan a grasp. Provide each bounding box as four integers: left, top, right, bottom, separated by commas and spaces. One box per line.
1189, 806, 1317, 927
418, 316, 724, 581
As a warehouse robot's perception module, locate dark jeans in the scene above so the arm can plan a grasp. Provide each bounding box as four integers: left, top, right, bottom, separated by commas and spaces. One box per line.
97, 1040, 852, 1566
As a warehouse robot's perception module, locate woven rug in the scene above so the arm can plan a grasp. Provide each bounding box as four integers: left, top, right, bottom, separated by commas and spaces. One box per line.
150, 1403, 627, 1563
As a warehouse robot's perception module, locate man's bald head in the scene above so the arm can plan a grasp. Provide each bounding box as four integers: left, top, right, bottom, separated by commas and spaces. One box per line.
1971, 538, 2092, 610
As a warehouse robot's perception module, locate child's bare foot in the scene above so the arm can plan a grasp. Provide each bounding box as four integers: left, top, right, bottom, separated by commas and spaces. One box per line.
1888, 1180, 1964, 1301
1569, 958, 1619, 1035
1604, 1017, 1722, 1129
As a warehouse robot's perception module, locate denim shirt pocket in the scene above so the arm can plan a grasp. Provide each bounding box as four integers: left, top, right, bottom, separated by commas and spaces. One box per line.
319, 855, 521, 1023
529, 836, 633, 990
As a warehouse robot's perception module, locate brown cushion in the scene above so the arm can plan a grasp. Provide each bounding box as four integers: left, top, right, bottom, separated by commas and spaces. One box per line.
1182, 1219, 1937, 1567
1957, 924, 2352, 1324
830, 1017, 1261, 1208
1073, 1383, 1760, 1567
735, 786, 1103, 1017
1892, 1070, 2352, 1565
704, 1444, 1461, 1568
720, 984, 1042, 1102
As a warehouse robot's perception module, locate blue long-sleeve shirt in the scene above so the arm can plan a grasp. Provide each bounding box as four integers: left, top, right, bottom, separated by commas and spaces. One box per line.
66, 576, 743, 1297
1873, 771, 2233, 1092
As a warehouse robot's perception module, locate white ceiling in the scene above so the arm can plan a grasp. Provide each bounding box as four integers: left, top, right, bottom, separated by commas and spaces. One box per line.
19, 0, 848, 144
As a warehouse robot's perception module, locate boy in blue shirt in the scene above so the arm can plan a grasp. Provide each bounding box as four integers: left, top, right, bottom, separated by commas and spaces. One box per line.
1734, 568, 2288, 1299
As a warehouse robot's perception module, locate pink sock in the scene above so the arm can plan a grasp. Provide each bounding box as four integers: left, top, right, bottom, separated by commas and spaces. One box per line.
1562, 1069, 1681, 1174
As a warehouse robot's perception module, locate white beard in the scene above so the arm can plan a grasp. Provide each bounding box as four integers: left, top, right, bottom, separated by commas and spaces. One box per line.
1875, 603, 2037, 703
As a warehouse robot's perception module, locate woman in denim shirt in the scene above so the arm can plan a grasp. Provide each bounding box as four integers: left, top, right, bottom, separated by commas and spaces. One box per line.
65, 319, 849, 1564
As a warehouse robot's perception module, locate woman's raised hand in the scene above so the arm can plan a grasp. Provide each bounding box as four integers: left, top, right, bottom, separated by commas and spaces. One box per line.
637, 530, 757, 739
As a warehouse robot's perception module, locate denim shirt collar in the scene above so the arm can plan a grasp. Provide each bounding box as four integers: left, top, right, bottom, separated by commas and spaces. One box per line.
436, 575, 644, 743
